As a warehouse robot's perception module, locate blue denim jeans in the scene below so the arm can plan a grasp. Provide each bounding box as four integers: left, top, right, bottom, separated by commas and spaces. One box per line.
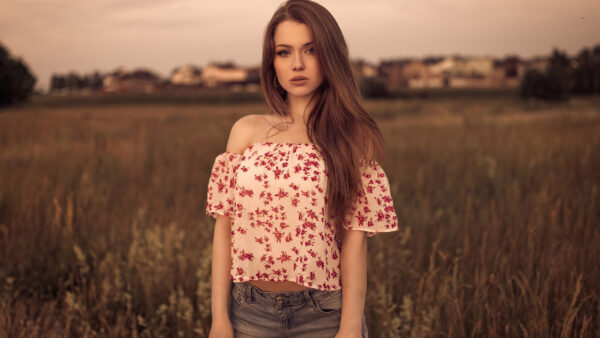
229, 281, 368, 338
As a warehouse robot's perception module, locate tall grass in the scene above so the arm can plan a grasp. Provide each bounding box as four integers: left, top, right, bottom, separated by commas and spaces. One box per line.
0, 97, 598, 337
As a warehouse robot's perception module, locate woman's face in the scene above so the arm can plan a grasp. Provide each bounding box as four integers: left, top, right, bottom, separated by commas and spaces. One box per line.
273, 20, 323, 100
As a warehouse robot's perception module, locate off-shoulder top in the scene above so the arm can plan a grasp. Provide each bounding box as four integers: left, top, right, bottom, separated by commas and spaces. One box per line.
206, 141, 398, 290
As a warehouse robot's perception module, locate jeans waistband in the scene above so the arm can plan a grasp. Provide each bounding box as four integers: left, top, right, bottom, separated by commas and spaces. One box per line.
232, 281, 342, 307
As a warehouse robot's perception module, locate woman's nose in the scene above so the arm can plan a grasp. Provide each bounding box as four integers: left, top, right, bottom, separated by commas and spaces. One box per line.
292, 53, 304, 71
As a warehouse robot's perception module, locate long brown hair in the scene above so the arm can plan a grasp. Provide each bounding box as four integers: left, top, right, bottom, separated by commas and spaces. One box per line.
261, 0, 386, 235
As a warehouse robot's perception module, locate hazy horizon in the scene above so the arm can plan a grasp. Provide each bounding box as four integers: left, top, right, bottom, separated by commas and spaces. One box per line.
1, 0, 599, 91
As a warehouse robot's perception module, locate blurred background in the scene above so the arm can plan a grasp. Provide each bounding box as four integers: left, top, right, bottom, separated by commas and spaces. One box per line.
0, 0, 599, 337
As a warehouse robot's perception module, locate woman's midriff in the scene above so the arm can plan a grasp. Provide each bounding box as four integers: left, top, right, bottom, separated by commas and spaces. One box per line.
247, 279, 310, 292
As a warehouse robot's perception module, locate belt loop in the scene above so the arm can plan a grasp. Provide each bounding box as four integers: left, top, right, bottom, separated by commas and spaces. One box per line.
244, 282, 253, 302
242, 282, 249, 302
303, 288, 315, 307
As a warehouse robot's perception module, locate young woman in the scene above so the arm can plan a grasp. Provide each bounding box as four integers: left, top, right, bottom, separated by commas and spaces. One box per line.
206, 1, 398, 337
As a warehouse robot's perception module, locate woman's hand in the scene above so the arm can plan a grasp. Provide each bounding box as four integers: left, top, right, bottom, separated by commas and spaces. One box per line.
209, 318, 234, 338
334, 327, 363, 338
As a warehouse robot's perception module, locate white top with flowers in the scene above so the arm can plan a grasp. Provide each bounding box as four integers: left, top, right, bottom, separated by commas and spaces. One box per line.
206, 141, 398, 291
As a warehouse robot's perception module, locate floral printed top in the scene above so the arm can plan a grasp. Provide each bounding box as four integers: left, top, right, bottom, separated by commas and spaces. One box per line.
206, 141, 398, 290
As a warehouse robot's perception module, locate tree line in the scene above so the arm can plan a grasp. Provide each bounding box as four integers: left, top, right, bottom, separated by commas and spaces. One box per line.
521, 43, 600, 100
1, 40, 600, 107
0, 42, 36, 107
50, 72, 104, 92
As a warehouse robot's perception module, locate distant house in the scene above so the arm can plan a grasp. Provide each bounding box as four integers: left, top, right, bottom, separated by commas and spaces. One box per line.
103, 68, 161, 93
201, 62, 248, 88
401, 60, 432, 88
351, 59, 377, 84
492, 56, 523, 87
453, 56, 494, 77
423, 56, 504, 88
378, 57, 468, 90
449, 56, 495, 88
523, 56, 549, 73
424, 57, 455, 87
243, 66, 262, 92
360, 62, 378, 78
170, 65, 202, 86
426, 57, 455, 77
378, 59, 412, 91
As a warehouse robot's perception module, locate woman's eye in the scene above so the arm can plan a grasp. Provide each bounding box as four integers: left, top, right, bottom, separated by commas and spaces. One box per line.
306, 48, 314, 54
276, 50, 289, 56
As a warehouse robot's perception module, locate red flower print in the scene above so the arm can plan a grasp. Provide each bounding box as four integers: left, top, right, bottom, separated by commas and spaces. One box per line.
273, 228, 284, 242
275, 188, 289, 199
239, 188, 254, 197
277, 251, 292, 263
216, 181, 226, 193
238, 250, 254, 261
205, 143, 398, 291
273, 167, 283, 179
302, 220, 316, 231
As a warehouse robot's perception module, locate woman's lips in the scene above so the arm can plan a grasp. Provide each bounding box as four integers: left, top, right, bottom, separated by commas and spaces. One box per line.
290, 77, 309, 86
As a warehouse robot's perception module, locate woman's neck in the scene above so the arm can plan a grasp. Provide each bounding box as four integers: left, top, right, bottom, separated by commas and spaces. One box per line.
286, 94, 313, 124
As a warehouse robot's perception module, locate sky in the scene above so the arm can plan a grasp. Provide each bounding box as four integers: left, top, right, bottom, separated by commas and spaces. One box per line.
1, 0, 599, 91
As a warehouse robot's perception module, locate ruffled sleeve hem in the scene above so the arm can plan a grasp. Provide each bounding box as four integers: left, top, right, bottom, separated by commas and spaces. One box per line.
206, 152, 243, 219
342, 160, 399, 238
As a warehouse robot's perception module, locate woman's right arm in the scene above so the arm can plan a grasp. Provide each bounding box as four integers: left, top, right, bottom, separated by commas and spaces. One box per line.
209, 114, 257, 336
211, 214, 233, 325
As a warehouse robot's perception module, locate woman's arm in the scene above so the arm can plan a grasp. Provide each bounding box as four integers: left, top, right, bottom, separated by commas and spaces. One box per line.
211, 214, 233, 324
211, 114, 256, 325
338, 229, 368, 335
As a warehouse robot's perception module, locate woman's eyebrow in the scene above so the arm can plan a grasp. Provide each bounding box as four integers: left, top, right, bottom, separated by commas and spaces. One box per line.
276, 41, 314, 48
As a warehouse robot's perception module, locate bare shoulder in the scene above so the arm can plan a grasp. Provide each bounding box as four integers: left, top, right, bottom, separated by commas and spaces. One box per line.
225, 114, 264, 154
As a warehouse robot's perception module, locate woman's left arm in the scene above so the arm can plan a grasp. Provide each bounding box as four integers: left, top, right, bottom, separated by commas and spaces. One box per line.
336, 229, 368, 337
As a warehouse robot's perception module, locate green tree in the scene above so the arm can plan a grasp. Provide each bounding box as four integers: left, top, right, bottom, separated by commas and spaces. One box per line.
50, 74, 66, 91
572, 44, 600, 94
0, 41, 36, 106
520, 48, 572, 100
521, 45, 600, 100
520, 69, 553, 99
545, 48, 571, 99
359, 77, 390, 98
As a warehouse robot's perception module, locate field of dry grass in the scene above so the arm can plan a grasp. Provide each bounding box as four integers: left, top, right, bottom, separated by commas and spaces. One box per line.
0, 95, 598, 337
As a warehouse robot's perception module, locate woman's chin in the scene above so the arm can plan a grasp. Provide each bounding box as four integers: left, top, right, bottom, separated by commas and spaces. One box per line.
285, 88, 317, 99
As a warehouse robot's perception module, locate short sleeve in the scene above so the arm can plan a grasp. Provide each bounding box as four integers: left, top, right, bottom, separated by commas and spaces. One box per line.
343, 160, 399, 237
206, 152, 242, 219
